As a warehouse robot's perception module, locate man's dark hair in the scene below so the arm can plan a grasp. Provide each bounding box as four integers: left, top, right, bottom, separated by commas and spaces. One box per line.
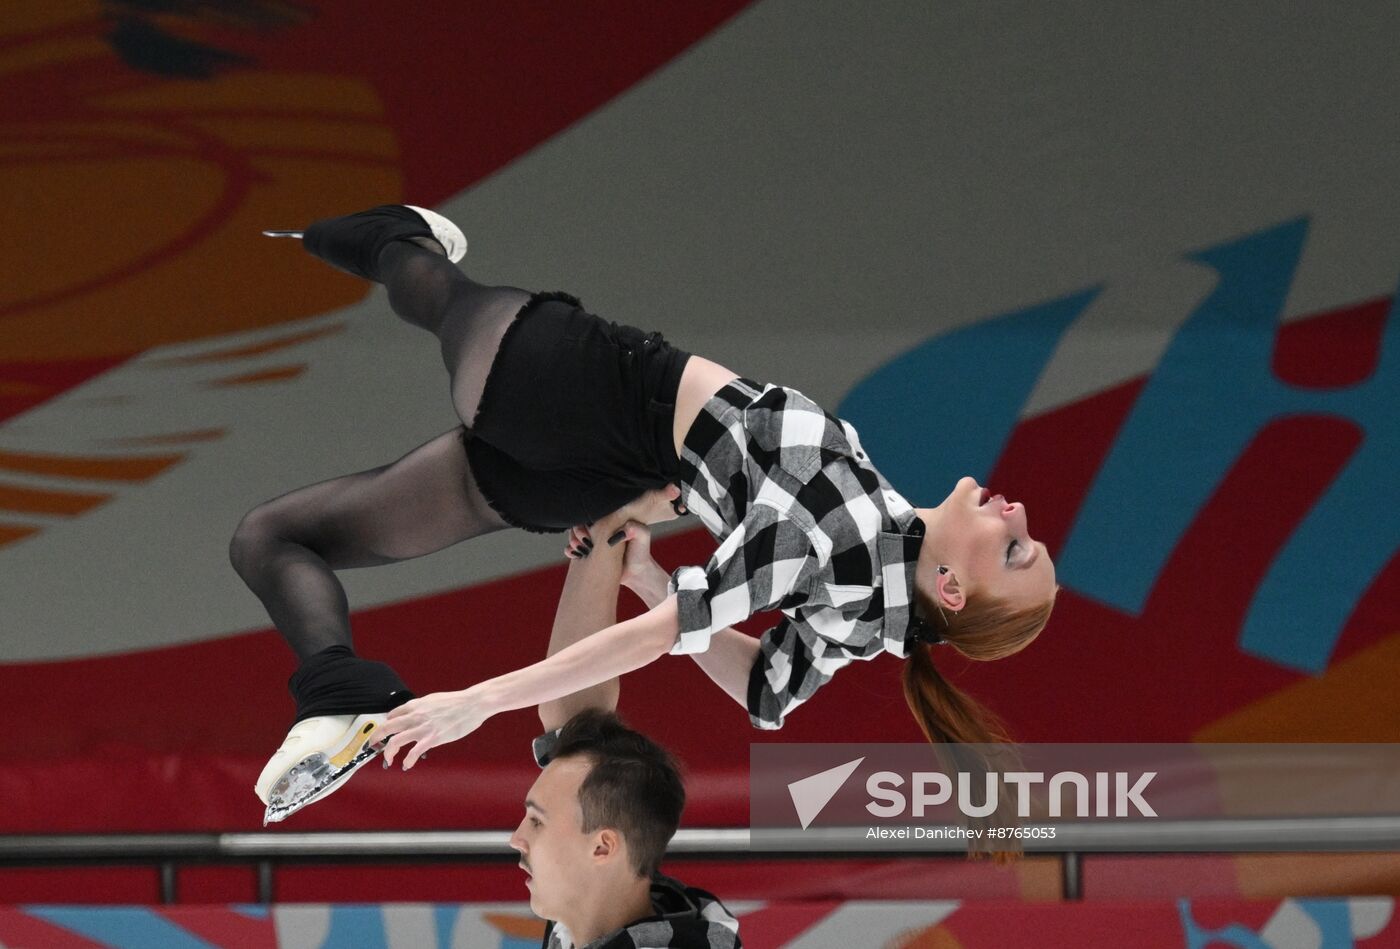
550, 709, 685, 878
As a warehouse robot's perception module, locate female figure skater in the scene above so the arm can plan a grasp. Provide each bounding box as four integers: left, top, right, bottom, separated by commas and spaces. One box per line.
234, 205, 1057, 822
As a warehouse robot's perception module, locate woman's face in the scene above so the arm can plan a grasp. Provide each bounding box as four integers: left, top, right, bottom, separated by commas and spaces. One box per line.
933, 476, 1056, 610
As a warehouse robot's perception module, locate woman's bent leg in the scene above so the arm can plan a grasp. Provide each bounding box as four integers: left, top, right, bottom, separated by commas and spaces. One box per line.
301, 207, 532, 427
229, 426, 506, 662
300, 204, 510, 353
374, 240, 531, 427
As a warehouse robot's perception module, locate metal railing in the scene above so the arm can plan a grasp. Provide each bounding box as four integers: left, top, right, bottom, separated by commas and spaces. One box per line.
5, 817, 1400, 903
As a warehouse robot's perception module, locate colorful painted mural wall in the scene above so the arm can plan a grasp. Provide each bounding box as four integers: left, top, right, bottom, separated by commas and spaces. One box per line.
2, 0, 1397, 896
3, 898, 1399, 949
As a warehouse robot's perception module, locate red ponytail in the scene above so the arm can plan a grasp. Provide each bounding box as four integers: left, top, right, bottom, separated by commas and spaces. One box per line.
901, 588, 1057, 860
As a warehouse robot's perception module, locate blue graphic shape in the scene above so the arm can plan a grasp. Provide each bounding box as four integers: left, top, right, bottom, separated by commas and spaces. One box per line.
1243, 283, 1400, 671
1178, 898, 1360, 948
233, 904, 270, 919
25, 907, 218, 949
322, 905, 389, 948
1176, 901, 1276, 949
434, 904, 461, 949
839, 288, 1096, 504
1059, 217, 1400, 672
319, 904, 499, 948
1294, 899, 1362, 946
1177, 898, 1272, 949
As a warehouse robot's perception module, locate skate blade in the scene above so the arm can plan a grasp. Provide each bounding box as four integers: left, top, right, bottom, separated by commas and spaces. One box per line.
261, 229, 304, 238
262, 741, 383, 826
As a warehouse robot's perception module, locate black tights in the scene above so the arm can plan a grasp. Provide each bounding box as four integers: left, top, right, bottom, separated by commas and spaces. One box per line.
229, 241, 529, 664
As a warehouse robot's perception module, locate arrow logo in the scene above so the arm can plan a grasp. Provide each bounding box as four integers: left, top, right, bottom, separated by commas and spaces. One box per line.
787, 757, 865, 829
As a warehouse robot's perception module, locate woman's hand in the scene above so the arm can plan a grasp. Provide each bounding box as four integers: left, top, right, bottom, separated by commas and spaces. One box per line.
615, 482, 686, 527
564, 483, 684, 559
616, 522, 670, 601
563, 523, 595, 560
577, 520, 670, 609
377, 687, 493, 770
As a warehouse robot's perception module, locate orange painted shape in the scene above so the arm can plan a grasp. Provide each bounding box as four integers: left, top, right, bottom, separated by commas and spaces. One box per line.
2, 158, 396, 359
186, 117, 398, 158
893, 925, 966, 949
112, 428, 225, 446
0, 39, 105, 78
0, 119, 194, 152
483, 913, 548, 940
0, 448, 183, 481
1015, 857, 1065, 901
3, 57, 399, 361
157, 324, 345, 364
0, 523, 39, 547
3, 157, 224, 315
1, 2, 99, 42
94, 72, 386, 116
1195, 633, 1400, 743
0, 482, 108, 515
1233, 852, 1400, 899
1193, 634, 1400, 824
208, 364, 306, 387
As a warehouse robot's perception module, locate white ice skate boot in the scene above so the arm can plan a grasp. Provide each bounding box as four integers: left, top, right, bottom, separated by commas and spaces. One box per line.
256, 713, 388, 825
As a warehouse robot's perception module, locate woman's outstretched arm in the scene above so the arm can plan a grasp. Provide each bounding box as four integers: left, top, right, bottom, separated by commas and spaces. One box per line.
378, 596, 680, 769
484, 597, 680, 715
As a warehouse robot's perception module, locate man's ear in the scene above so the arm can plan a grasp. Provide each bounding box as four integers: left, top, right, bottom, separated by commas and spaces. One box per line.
593, 828, 623, 864
936, 567, 965, 612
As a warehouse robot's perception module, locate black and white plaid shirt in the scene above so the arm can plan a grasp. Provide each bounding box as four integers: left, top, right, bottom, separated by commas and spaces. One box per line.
542, 874, 741, 948
669, 378, 927, 729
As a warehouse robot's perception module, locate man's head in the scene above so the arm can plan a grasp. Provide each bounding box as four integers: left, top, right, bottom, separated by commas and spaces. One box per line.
509, 710, 685, 920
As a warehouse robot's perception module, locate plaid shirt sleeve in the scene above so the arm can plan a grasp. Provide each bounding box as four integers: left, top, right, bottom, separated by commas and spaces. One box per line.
746, 611, 859, 730
667, 502, 818, 656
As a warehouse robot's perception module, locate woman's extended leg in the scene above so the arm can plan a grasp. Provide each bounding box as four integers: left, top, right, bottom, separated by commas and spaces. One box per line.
235, 208, 535, 663
229, 426, 507, 662
377, 240, 531, 426
302, 205, 532, 428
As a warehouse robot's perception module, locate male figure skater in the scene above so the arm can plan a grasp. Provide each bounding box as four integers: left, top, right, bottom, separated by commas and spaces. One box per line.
517, 499, 740, 949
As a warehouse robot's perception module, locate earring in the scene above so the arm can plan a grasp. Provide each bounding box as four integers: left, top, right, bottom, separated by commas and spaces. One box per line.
935, 565, 960, 620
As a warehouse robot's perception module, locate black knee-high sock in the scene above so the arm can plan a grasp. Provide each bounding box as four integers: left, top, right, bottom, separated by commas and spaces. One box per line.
289, 645, 414, 724
302, 205, 442, 282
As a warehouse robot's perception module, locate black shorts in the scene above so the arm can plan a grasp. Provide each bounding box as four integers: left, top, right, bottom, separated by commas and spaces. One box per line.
464, 291, 692, 533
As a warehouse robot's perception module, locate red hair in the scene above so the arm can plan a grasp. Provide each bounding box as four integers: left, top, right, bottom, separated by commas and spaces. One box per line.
901, 587, 1057, 861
